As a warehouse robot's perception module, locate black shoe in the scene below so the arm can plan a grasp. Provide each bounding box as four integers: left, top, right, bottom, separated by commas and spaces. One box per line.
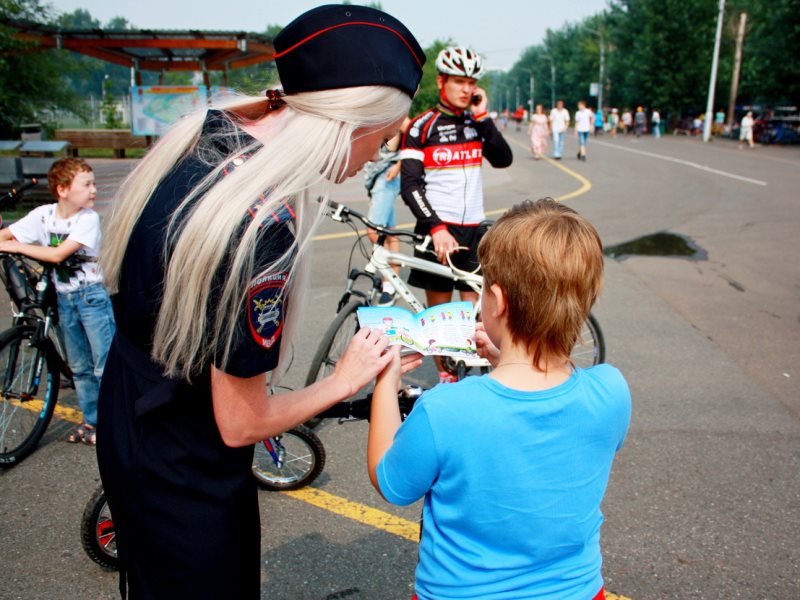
377, 290, 397, 307
577, 152, 581, 159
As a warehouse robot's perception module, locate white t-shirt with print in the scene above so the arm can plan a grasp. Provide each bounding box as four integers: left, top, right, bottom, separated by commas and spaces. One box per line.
9, 204, 104, 293
549, 108, 571, 133
575, 108, 595, 133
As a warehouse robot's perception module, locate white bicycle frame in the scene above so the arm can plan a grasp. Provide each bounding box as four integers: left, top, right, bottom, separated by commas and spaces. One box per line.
330, 202, 489, 368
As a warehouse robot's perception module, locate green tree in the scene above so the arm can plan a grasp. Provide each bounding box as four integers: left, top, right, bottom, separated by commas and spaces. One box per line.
0, 0, 84, 136
409, 39, 452, 117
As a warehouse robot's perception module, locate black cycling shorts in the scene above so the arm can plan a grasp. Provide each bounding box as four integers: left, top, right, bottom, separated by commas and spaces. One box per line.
407, 222, 486, 293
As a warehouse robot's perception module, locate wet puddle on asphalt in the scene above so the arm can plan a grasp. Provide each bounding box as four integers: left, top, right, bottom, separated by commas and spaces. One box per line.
604, 232, 707, 260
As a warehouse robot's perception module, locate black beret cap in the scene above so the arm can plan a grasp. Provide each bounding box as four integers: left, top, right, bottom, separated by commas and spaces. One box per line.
273, 4, 425, 98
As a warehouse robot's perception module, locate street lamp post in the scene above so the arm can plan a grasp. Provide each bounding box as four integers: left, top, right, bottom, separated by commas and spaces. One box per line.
585, 27, 605, 112
521, 68, 535, 119
542, 53, 556, 108
703, 0, 726, 142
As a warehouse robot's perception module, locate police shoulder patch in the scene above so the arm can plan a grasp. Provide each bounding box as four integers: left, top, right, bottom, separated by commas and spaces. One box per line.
247, 272, 288, 349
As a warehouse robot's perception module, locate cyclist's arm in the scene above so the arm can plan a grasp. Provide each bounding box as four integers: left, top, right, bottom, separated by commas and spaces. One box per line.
0, 238, 82, 263
212, 327, 392, 447
0, 229, 14, 242
472, 115, 513, 168
399, 116, 445, 232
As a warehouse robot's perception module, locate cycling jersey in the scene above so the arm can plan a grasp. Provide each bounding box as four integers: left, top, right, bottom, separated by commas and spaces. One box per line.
400, 101, 512, 231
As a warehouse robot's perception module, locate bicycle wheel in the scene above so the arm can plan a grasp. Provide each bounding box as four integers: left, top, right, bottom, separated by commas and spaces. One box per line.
570, 313, 605, 368
80, 486, 119, 571
0, 326, 59, 467
305, 298, 365, 387
251, 425, 326, 491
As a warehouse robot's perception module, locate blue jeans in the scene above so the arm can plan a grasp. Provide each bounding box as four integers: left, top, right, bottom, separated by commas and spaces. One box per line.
552, 131, 565, 158
367, 170, 400, 227
578, 131, 590, 147
57, 283, 115, 426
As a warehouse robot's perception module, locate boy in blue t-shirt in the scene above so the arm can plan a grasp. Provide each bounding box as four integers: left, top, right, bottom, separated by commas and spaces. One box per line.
368, 199, 631, 600
0, 158, 115, 446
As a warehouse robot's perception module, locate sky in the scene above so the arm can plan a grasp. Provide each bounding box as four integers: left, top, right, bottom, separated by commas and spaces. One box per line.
46, 0, 610, 71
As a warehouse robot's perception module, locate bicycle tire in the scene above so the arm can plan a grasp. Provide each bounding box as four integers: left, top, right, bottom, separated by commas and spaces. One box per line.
305, 298, 365, 388
80, 486, 119, 571
251, 425, 326, 491
571, 313, 605, 368
0, 325, 59, 467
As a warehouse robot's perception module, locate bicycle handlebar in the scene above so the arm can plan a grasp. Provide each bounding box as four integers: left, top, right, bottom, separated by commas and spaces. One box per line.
322, 197, 431, 249
0, 177, 38, 206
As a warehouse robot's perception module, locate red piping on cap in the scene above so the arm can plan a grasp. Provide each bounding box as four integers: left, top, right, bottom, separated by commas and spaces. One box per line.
274, 22, 423, 67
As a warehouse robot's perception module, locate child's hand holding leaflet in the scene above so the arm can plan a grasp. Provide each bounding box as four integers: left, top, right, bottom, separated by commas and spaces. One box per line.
356, 301, 477, 358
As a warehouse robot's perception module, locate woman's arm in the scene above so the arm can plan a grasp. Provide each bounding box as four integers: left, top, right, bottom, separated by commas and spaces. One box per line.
213, 327, 395, 447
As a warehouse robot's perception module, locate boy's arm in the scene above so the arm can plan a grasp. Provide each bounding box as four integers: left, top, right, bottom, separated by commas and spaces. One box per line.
0, 229, 15, 242
0, 239, 83, 263
367, 348, 423, 495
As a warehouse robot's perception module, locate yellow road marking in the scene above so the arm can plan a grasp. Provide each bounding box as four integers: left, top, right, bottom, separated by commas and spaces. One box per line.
283, 486, 421, 542
14, 400, 631, 598
312, 139, 591, 242
2, 397, 83, 424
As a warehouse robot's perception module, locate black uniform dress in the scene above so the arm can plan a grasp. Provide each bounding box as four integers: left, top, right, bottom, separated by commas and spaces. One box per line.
96, 110, 295, 599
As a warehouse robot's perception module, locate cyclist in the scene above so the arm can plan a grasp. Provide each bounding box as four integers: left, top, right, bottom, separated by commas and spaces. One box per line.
400, 45, 512, 383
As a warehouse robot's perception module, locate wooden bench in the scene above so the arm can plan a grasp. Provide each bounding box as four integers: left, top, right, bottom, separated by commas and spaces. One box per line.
53, 129, 149, 158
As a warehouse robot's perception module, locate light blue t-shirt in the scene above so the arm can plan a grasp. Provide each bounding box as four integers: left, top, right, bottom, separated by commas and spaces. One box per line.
377, 365, 631, 600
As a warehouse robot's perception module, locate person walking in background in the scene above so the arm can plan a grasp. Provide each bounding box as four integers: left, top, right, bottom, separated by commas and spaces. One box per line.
574, 100, 594, 161
609, 108, 619, 138
634, 106, 647, 137
363, 117, 410, 306
528, 103, 550, 160
0, 158, 115, 447
739, 111, 756, 149
621, 108, 632, 135
651, 108, 661, 138
549, 99, 570, 160
594, 106, 604, 136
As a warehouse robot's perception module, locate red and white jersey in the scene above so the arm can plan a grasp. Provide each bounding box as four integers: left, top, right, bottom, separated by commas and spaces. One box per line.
400, 102, 512, 230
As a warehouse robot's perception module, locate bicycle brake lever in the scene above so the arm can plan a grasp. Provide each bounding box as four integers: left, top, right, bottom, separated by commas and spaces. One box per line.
415, 235, 433, 254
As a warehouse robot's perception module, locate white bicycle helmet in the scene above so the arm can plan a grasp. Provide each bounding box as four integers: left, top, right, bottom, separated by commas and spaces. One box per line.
435, 46, 485, 79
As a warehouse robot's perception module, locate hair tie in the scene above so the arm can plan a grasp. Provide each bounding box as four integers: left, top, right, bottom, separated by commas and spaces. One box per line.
266, 89, 286, 111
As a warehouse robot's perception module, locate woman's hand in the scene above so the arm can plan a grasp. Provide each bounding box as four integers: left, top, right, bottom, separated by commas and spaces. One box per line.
332, 327, 392, 397
475, 322, 500, 368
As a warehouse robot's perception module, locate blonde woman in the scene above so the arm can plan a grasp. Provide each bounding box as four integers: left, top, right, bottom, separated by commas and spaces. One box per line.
528, 103, 550, 159
96, 5, 424, 597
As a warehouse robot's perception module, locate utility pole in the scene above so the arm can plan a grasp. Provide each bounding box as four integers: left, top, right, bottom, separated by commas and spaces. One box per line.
586, 27, 605, 112
703, 0, 726, 142
726, 12, 748, 132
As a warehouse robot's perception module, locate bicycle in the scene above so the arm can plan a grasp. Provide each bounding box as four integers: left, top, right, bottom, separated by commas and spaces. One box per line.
306, 199, 605, 390
0, 179, 76, 466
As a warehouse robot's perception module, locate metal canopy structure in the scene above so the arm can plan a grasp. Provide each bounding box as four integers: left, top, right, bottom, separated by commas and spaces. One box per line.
2, 18, 275, 84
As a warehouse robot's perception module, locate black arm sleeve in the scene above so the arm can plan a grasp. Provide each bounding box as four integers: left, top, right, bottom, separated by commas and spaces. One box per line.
400, 157, 443, 230
474, 118, 513, 168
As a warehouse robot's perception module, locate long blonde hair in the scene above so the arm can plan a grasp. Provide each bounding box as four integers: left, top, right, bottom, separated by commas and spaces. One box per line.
102, 86, 410, 380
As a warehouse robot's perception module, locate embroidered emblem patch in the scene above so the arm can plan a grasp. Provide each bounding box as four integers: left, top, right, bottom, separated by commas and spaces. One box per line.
247, 272, 288, 349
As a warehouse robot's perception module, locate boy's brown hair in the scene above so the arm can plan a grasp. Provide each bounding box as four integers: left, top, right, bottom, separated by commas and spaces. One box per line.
47, 157, 92, 199
478, 198, 604, 369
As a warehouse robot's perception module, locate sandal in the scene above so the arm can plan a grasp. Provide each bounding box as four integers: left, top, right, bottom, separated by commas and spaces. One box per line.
66, 423, 96, 445
81, 425, 97, 446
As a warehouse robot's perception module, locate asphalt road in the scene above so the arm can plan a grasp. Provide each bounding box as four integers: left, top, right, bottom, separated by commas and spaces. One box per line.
1, 128, 798, 600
